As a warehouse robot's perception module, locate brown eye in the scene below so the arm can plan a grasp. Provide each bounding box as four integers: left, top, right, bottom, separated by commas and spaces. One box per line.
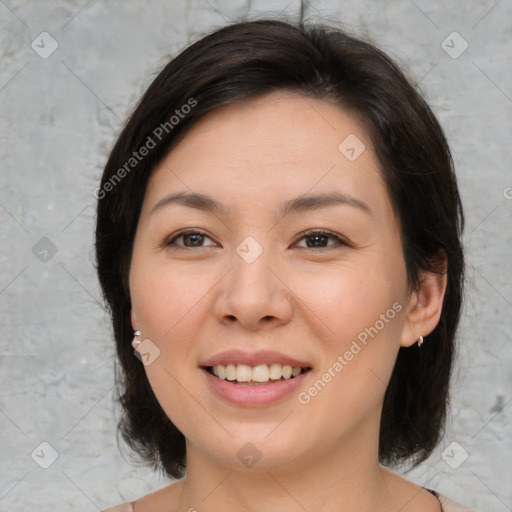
295, 230, 349, 249
165, 229, 217, 248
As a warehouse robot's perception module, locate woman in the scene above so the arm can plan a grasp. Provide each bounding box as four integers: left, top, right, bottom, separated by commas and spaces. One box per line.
96, 19, 475, 512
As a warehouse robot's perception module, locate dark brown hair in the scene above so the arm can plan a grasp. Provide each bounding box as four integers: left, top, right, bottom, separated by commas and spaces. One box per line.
95, 18, 465, 478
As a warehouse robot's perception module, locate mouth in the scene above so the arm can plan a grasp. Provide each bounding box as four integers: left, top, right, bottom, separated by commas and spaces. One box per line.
203, 363, 312, 386
199, 350, 313, 406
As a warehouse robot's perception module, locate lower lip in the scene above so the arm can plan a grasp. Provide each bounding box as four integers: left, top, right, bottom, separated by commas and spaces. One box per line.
201, 368, 310, 407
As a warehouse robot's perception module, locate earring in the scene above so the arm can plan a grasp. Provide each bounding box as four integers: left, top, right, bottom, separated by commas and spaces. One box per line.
417, 335, 424, 347
132, 330, 142, 349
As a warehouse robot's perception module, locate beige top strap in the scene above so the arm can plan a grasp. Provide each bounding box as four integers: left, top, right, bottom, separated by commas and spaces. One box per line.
102, 502, 134, 512
438, 493, 477, 512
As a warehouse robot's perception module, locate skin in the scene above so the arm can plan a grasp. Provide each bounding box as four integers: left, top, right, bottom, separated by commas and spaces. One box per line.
128, 91, 447, 512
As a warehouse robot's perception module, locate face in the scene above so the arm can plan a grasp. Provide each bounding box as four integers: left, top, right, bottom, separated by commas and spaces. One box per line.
129, 91, 419, 471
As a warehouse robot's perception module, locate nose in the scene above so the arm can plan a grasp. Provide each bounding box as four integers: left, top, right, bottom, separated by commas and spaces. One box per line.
214, 240, 293, 330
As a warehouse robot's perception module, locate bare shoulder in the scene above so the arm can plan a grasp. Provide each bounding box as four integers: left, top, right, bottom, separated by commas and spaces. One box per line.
380, 467, 439, 511
130, 480, 184, 512
102, 503, 134, 512
102, 481, 182, 512
381, 467, 476, 512
437, 493, 478, 512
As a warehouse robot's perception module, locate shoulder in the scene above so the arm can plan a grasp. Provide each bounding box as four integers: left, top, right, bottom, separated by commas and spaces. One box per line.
101, 502, 135, 512
436, 492, 477, 512
103, 480, 183, 512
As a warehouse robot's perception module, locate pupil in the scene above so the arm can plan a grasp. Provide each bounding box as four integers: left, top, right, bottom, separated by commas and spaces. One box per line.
185, 234, 203, 247
307, 235, 326, 247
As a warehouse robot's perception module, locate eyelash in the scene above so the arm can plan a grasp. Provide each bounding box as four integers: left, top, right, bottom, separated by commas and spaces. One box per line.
162, 228, 350, 251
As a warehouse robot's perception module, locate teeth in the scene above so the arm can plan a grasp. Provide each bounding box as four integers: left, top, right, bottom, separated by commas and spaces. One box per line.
269, 363, 282, 380
211, 363, 305, 383
215, 364, 226, 379
225, 364, 236, 381
236, 364, 252, 382
252, 364, 270, 382
282, 365, 292, 379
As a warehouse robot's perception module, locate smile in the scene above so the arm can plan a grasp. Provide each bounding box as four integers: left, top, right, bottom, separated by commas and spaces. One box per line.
206, 363, 311, 384
199, 350, 313, 406
201, 367, 312, 406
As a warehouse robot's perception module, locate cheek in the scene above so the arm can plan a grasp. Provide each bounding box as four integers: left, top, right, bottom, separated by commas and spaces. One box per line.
292, 261, 405, 413
130, 260, 214, 343
129, 261, 216, 428
295, 258, 405, 346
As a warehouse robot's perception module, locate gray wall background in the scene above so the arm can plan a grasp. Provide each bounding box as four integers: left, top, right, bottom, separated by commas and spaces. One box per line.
1, 1, 511, 511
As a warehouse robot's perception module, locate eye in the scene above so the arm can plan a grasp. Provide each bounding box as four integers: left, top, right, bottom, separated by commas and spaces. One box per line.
162, 228, 349, 250
294, 229, 349, 249
164, 229, 218, 248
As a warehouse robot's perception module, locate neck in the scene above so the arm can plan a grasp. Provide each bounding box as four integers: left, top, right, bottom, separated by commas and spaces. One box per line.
176, 418, 395, 512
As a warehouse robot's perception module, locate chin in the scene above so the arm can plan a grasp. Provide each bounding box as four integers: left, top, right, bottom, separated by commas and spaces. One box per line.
200, 424, 312, 470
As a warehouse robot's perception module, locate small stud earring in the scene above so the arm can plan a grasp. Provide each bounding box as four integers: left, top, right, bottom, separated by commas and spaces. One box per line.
417, 335, 424, 347
132, 330, 142, 349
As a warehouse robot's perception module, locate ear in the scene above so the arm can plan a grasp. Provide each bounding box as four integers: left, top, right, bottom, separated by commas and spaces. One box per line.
400, 253, 448, 348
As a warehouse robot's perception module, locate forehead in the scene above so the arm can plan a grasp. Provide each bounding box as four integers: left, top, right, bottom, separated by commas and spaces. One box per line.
142, 91, 392, 222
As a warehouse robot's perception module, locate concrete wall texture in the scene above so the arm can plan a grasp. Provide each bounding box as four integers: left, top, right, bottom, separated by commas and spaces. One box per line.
0, 1, 510, 511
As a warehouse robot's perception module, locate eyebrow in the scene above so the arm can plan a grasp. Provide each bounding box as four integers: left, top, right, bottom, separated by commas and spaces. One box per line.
150, 191, 373, 218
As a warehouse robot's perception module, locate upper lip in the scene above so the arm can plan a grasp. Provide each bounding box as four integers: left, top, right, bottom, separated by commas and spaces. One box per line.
200, 350, 312, 368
